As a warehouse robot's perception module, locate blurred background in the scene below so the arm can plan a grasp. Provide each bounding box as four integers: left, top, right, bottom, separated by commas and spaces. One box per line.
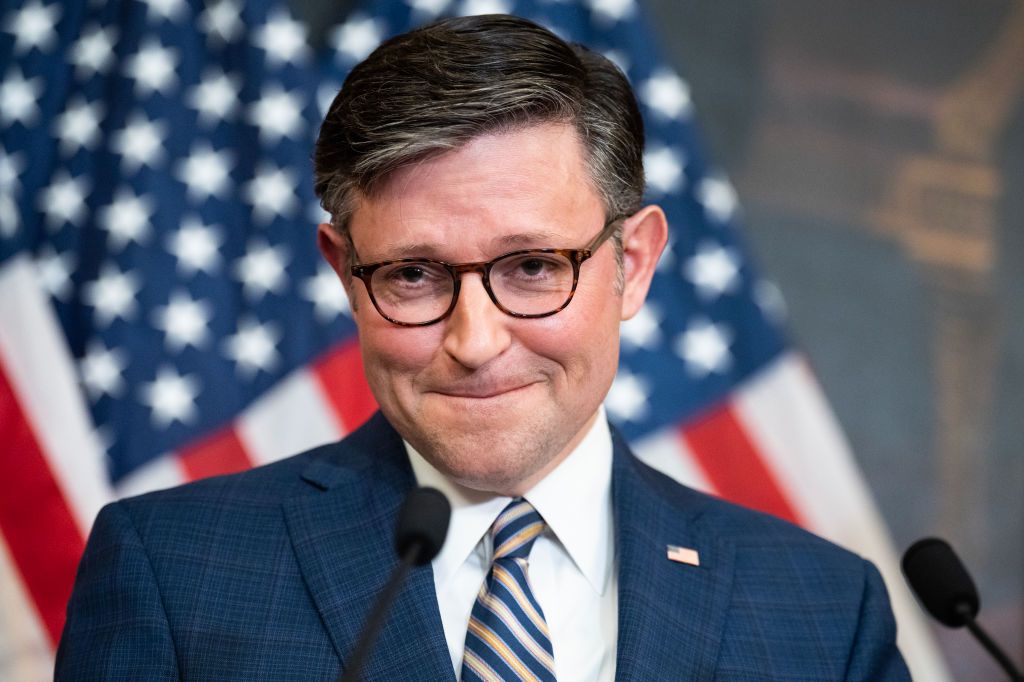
1, 0, 1020, 679
644, 0, 1023, 678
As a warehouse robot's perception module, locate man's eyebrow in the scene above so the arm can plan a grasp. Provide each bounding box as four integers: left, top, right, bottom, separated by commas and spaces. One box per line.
369, 231, 562, 261
494, 231, 560, 248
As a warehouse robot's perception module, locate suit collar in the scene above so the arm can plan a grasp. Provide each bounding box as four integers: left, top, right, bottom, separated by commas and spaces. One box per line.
284, 413, 456, 680
611, 427, 736, 680
286, 414, 736, 680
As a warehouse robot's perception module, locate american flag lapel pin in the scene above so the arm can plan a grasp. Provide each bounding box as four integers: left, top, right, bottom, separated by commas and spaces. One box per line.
666, 544, 700, 567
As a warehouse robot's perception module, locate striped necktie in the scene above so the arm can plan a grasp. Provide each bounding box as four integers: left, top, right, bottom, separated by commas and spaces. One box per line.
462, 499, 556, 682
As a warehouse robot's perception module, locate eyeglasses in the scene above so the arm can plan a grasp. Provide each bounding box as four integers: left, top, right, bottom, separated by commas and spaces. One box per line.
350, 218, 621, 326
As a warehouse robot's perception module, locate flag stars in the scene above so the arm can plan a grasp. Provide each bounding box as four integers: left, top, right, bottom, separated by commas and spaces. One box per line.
53, 96, 104, 155
696, 176, 738, 223
40, 170, 90, 229
640, 69, 692, 120
254, 9, 311, 66
603, 49, 630, 75
753, 279, 787, 323
675, 319, 733, 377
248, 85, 304, 144
140, 366, 200, 427
406, 0, 451, 17
0, 68, 43, 126
458, 0, 512, 15
0, 149, 24, 237
187, 69, 240, 126
605, 369, 650, 423
175, 143, 233, 202
198, 0, 243, 44
166, 217, 222, 275
620, 303, 662, 350
139, 0, 187, 23
224, 318, 281, 377
4, 0, 61, 54
303, 265, 350, 321
244, 165, 298, 223
152, 291, 212, 351
70, 24, 117, 78
33, 245, 75, 300
111, 112, 167, 172
684, 242, 740, 300
234, 241, 289, 300
331, 14, 386, 62
0, 149, 22, 191
124, 39, 179, 96
80, 342, 128, 400
587, 0, 635, 23
98, 189, 153, 249
82, 264, 141, 325
644, 146, 685, 195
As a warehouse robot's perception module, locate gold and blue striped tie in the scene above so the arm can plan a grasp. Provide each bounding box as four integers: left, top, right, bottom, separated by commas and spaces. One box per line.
462, 499, 556, 682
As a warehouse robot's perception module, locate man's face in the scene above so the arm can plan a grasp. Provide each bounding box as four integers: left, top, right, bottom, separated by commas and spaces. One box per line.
319, 123, 664, 495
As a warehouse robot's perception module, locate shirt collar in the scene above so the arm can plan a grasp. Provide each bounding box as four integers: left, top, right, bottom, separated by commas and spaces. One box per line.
406, 406, 614, 595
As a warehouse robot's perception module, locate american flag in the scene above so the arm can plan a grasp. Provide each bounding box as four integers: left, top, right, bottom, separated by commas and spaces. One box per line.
0, 0, 947, 678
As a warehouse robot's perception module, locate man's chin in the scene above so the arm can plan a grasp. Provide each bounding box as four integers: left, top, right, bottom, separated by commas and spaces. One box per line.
410, 427, 558, 495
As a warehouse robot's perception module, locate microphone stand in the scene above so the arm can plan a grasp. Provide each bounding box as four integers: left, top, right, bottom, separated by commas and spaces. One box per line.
954, 602, 1024, 682
339, 542, 421, 682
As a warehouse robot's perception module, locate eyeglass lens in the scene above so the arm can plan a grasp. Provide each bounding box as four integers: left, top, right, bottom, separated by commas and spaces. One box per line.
370, 251, 576, 324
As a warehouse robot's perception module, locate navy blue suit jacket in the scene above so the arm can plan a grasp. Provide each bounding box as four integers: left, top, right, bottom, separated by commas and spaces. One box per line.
57, 412, 910, 680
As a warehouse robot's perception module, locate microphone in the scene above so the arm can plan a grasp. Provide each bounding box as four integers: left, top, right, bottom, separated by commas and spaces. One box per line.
339, 487, 451, 682
902, 537, 1023, 681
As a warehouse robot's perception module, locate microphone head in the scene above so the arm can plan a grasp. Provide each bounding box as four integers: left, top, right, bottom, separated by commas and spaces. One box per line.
395, 487, 451, 566
902, 537, 979, 627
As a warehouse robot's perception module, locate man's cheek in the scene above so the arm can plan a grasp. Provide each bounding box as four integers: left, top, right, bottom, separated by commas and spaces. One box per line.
362, 329, 437, 375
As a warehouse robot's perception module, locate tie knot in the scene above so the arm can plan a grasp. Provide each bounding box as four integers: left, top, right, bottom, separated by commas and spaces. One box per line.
491, 498, 545, 560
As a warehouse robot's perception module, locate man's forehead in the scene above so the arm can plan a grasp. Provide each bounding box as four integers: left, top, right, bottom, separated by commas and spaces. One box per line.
346, 124, 605, 260
352, 229, 568, 262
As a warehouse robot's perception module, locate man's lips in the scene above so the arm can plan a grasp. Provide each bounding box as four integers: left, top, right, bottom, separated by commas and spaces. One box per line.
431, 382, 537, 399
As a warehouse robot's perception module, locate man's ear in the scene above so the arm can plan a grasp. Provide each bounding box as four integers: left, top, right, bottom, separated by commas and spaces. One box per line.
317, 222, 356, 303
619, 205, 668, 320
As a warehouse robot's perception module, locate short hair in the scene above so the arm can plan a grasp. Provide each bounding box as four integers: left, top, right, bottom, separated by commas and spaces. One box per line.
313, 14, 645, 242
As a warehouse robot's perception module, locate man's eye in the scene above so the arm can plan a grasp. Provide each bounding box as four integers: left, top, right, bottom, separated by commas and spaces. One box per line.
396, 266, 425, 283
518, 259, 547, 276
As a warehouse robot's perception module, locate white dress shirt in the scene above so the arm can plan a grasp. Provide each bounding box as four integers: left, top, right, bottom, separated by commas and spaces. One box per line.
406, 407, 618, 682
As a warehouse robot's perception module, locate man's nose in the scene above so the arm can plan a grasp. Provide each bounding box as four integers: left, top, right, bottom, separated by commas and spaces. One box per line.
442, 273, 512, 369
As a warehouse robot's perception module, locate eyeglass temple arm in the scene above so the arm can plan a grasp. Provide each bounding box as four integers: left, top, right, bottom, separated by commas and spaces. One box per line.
587, 216, 623, 252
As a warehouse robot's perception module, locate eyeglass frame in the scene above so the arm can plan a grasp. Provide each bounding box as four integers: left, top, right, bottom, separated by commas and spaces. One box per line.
349, 216, 623, 327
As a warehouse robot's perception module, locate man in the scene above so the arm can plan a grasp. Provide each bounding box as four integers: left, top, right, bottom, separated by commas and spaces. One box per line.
58, 15, 910, 681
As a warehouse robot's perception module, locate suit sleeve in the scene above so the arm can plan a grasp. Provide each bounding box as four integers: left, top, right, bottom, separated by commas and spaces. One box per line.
55, 501, 180, 681
843, 560, 912, 681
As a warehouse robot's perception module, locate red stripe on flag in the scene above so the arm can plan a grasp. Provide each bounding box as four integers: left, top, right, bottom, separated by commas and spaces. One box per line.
179, 427, 253, 481
0, 357, 85, 645
681, 402, 803, 526
313, 340, 378, 432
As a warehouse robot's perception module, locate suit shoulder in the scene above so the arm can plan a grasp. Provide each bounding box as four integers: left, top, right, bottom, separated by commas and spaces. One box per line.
631, 452, 865, 569
117, 439, 340, 513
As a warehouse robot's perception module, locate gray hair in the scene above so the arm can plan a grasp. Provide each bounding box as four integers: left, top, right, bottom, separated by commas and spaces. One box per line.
313, 14, 645, 251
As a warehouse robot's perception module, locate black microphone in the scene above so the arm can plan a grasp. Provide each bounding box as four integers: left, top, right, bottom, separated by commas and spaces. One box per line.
339, 487, 451, 682
902, 537, 1023, 681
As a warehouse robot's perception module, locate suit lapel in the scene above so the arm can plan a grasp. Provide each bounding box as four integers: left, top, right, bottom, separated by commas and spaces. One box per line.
612, 431, 736, 681
282, 414, 455, 681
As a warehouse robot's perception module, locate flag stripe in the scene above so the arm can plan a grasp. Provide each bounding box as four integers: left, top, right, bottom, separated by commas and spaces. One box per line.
179, 427, 254, 482
312, 341, 378, 432
115, 452, 187, 498
681, 401, 803, 525
0, 534, 53, 681
236, 367, 344, 466
730, 354, 950, 682
0, 357, 84, 645
0, 258, 112, 534
631, 427, 716, 493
